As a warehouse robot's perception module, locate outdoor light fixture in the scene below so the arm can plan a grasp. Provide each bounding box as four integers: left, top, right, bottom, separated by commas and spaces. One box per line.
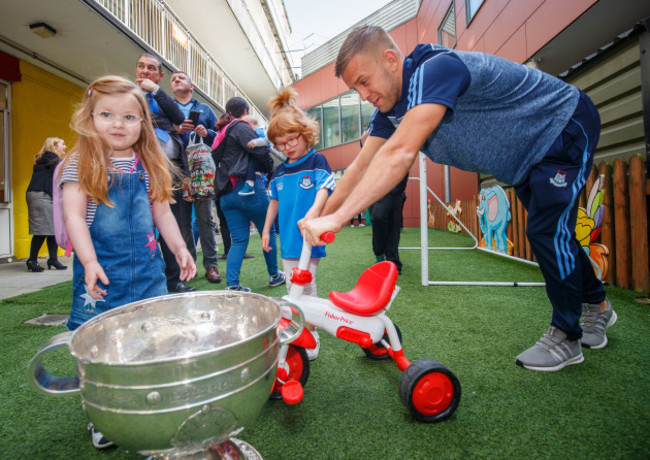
29, 22, 57, 39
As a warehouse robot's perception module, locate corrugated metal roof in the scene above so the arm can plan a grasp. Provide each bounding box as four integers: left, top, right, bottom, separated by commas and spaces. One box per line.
301, 0, 421, 77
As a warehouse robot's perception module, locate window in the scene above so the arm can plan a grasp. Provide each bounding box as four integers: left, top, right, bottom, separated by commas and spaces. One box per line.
360, 101, 375, 133
340, 92, 360, 144
322, 98, 340, 148
306, 107, 323, 151
466, 0, 484, 23
307, 91, 374, 149
438, 4, 456, 48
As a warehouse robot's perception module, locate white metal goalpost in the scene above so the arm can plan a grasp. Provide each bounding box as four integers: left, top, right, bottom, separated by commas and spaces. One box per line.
400, 153, 546, 288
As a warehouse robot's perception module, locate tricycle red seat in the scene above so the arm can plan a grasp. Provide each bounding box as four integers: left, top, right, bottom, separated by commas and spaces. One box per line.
328, 261, 398, 316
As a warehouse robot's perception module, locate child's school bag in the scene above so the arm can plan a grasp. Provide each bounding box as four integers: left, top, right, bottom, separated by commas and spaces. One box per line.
52, 161, 73, 257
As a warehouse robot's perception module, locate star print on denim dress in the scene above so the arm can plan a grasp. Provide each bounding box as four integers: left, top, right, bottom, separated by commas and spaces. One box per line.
67, 160, 167, 331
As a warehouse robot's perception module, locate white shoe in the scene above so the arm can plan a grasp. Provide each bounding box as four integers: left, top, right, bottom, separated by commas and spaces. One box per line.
88, 423, 114, 449
306, 331, 320, 361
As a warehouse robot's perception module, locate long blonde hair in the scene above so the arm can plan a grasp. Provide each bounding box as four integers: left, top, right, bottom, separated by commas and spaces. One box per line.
35, 137, 63, 163
266, 87, 319, 148
65, 75, 174, 206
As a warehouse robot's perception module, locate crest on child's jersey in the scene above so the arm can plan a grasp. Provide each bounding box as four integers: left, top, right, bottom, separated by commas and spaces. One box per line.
550, 170, 568, 187
299, 175, 314, 189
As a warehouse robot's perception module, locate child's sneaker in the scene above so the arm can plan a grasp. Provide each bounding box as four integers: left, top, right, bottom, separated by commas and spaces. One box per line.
515, 326, 583, 372
226, 285, 251, 293
306, 330, 320, 361
581, 299, 617, 349
269, 272, 286, 287
88, 423, 114, 449
238, 183, 255, 196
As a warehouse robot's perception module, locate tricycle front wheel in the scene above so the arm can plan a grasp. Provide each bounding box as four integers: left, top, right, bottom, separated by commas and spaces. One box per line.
270, 345, 310, 400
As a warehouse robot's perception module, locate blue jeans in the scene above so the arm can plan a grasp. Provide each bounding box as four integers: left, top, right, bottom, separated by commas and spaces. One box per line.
220, 176, 279, 286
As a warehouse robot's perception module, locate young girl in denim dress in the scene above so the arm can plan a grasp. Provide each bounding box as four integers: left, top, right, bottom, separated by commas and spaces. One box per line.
60, 75, 196, 331
59, 75, 197, 448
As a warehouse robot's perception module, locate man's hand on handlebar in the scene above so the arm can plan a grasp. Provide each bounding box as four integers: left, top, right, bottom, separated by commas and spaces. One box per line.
299, 215, 342, 246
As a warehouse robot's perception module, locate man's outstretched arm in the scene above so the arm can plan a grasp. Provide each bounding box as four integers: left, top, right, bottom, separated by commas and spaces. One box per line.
320, 134, 387, 216
303, 103, 448, 245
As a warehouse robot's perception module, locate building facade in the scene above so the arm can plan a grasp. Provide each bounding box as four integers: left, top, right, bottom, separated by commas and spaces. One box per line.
291, 0, 650, 228
0, 0, 296, 260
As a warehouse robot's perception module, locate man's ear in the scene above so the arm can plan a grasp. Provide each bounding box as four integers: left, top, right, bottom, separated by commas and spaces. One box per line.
383, 49, 400, 73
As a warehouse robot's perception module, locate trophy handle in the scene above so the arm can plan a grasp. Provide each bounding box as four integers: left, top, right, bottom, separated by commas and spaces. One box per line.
26, 331, 80, 396
278, 302, 305, 345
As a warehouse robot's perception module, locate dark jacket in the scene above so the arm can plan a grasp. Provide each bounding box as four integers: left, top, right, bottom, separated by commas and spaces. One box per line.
26, 151, 60, 197
177, 98, 218, 147
213, 121, 273, 194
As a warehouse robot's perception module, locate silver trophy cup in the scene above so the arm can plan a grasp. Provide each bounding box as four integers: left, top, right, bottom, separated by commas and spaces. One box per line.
27, 291, 304, 459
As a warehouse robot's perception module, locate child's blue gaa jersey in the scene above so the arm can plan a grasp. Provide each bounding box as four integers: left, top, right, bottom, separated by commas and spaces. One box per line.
269, 149, 336, 259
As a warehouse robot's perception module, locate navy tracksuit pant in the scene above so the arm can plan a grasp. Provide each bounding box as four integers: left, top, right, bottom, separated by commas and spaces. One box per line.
514, 90, 606, 341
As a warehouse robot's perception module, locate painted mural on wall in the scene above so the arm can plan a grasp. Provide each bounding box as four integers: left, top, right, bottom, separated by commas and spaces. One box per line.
446, 200, 462, 233
477, 185, 513, 254
427, 200, 435, 228
576, 175, 609, 281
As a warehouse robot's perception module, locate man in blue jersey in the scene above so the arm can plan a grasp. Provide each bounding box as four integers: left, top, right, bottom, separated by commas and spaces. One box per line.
301, 25, 616, 372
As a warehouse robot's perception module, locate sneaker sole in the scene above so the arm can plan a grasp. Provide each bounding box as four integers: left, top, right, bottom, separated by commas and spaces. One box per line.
583, 310, 618, 349
516, 353, 584, 372
238, 192, 255, 196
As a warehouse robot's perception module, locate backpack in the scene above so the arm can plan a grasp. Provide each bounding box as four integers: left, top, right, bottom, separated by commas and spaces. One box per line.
186, 133, 216, 200
52, 161, 73, 257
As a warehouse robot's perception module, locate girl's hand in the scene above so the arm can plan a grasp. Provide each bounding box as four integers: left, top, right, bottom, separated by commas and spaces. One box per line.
247, 140, 255, 149
261, 230, 271, 252
175, 247, 197, 282
84, 260, 109, 300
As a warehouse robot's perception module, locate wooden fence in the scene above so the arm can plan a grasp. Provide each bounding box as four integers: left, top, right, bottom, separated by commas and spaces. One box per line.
428, 155, 650, 295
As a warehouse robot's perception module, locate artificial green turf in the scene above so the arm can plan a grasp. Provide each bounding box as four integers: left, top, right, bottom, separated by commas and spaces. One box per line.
1, 227, 649, 459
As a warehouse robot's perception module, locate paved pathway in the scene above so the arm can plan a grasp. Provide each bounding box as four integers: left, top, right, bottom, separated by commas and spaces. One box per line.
0, 256, 74, 300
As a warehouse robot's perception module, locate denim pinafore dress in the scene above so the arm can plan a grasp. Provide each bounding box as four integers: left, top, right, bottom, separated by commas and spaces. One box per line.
67, 160, 167, 330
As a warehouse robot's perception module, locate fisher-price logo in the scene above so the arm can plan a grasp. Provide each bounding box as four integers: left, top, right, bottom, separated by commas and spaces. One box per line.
325, 311, 353, 325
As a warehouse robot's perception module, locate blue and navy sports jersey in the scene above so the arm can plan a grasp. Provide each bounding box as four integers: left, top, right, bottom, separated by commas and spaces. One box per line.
269, 149, 335, 259
369, 44, 579, 186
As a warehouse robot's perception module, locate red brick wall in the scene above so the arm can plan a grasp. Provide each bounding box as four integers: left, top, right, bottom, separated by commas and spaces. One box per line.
417, 0, 598, 63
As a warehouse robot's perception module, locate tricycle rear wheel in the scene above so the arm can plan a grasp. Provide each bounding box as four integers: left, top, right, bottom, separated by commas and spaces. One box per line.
362, 324, 402, 360
399, 358, 461, 422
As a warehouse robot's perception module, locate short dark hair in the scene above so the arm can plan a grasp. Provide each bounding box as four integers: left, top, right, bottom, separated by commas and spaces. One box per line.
225, 97, 250, 118
171, 71, 194, 87
335, 25, 400, 78
137, 53, 162, 73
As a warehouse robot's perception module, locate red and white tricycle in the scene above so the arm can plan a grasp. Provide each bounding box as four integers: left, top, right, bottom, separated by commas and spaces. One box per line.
272, 232, 461, 423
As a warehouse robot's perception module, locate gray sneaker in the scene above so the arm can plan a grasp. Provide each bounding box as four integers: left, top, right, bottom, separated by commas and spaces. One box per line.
581, 299, 617, 349
516, 326, 584, 372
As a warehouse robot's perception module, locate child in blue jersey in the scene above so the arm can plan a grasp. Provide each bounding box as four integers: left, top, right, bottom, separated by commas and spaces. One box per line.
262, 87, 336, 360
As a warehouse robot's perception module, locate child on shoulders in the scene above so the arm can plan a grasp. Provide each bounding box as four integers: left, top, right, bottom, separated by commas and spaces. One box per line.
240, 115, 270, 196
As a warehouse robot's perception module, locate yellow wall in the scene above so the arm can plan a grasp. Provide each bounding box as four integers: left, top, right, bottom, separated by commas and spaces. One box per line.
12, 61, 82, 259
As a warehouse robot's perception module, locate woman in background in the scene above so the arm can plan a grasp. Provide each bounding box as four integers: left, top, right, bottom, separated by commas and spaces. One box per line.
25, 137, 67, 271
